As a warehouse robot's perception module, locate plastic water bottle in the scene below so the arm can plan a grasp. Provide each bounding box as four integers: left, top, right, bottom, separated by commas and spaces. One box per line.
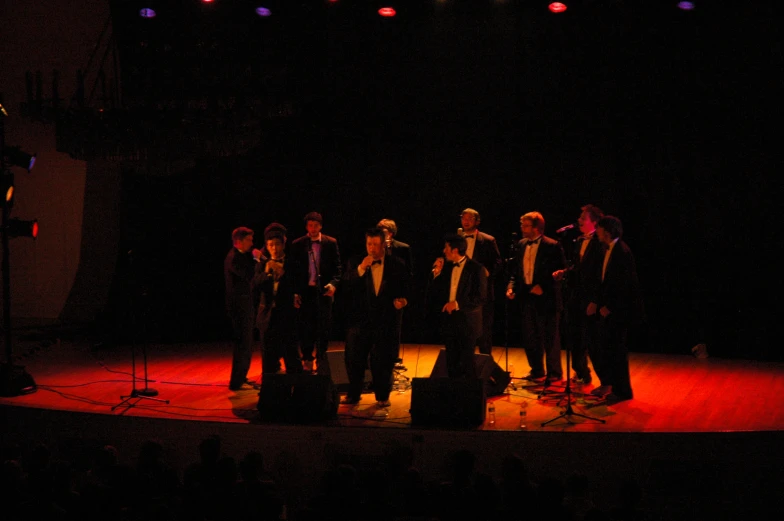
488, 402, 496, 426
519, 401, 528, 430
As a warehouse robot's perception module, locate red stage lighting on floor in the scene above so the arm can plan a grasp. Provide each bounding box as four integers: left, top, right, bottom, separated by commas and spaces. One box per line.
378, 7, 397, 17
548, 2, 568, 13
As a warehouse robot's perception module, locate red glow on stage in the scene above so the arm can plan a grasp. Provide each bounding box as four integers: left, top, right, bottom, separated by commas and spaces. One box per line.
31, 221, 39, 238
548, 2, 568, 13
378, 7, 396, 17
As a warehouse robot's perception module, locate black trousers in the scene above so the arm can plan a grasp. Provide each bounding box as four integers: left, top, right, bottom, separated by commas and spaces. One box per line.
262, 309, 302, 375
521, 300, 562, 379
597, 315, 633, 398
476, 300, 495, 355
229, 303, 254, 388
561, 299, 599, 380
344, 325, 397, 402
297, 286, 334, 375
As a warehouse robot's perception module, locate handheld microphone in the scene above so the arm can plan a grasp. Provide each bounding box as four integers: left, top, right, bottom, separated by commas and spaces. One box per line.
457, 227, 464, 236
556, 223, 576, 234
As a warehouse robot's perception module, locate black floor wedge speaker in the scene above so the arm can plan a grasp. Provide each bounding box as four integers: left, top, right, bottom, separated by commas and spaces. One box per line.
325, 349, 372, 393
410, 377, 486, 427
429, 349, 511, 396
257, 373, 338, 424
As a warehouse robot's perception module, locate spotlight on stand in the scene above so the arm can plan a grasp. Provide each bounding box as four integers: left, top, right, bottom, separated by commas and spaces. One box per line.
3, 146, 36, 172
6, 218, 39, 239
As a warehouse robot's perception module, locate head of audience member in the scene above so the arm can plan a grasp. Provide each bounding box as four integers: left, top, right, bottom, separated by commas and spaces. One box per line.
443, 233, 468, 262
460, 208, 481, 233
579, 204, 604, 236
519, 211, 545, 240
303, 212, 323, 239
596, 215, 623, 246
232, 227, 254, 253
366, 228, 386, 261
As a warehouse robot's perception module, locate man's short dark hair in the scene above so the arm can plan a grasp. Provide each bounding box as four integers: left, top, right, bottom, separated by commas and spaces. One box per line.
231, 227, 253, 242
264, 222, 287, 242
366, 227, 385, 241
303, 211, 323, 224
597, 216, 623, 240
444, 233, 468, 255
581, 204, 604, 224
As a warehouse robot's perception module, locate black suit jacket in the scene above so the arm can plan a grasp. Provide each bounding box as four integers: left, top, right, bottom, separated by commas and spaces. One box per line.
430, 257, 488, 341
507, 236, 566, 310
342, 255, 410, 333
290, 234, 342, 294
467, 230, 501, 300
252, 257, 299, 333
597, 240, 644, 326
568, 234, 604, 310
386, 238, 414, 278
224, 248, 255, 315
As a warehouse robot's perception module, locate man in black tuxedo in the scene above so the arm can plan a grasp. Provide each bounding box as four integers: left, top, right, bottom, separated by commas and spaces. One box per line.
224, 227, 258, 391
340, 228, 410, 407
252, 223, 303, 375
290, 212, 342, 376
589, 216, 644, 403
430, 233, 488, 378
553, 204, 605, 385
506, 212, 567, 384
459, 208, 501, 356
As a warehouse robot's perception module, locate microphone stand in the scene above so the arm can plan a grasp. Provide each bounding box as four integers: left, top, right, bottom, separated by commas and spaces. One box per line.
541, 233, 604, 426
308, 244, 325, 375
503, 233, 521, 393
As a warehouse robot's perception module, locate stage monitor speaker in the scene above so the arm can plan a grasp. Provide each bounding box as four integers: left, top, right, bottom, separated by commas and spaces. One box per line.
428, 349, 510, 396
410, 377, 486, 427
326, 349, 373, 393
257, 373, 338, 424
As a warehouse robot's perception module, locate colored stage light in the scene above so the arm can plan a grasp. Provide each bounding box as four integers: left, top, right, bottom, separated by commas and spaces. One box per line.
3, 146, 35, 172
378, 8, 397, 17
139, 8, 156, 19
1, 173, 13, 205
548, 2, 567, 13
677, 1, 695, 10
6, 218, 38, 239
256, 7, 272, 17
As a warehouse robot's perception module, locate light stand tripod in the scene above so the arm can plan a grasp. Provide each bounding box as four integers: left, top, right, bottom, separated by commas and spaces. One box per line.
541, 241, 604, 426
112, 258, 168, 411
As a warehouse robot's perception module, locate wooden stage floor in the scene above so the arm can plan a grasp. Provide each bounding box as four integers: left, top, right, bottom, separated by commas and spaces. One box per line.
2, 339, 783, 433
3, 340, 783, 519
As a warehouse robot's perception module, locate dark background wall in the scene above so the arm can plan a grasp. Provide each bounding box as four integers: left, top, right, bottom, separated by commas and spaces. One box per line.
4, 1, 781, 360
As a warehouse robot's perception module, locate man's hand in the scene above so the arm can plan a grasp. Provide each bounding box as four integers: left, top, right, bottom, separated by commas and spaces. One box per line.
360, 255, 375, 271
442, 301, 459, 314
530, 284, 543, 296
252, 248, 264, 262
552, 269, 565, 281
599, 306, 611, 318
586, 302, 597, 316
294, 294, 302, 309
323, 284, 336, 297
432, 257, 444, 277
505, 287, 516, 300
393, 298, 408, 310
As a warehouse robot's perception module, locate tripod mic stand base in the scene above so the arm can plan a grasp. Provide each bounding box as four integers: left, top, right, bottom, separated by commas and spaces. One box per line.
134, 388, 159, 397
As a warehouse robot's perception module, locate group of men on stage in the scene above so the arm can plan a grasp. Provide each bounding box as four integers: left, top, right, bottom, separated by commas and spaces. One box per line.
224, 206, 642, 406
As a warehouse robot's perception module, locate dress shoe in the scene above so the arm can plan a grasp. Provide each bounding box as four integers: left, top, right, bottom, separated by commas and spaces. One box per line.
605, 393, 632, 405
376, 400, 391, 407
570, 376, 592, 385
523, 372, 547, 383
340, 396, 361, 405
229, 382, 257, 391
590, 385, 612, 398
303, 360, 314, 372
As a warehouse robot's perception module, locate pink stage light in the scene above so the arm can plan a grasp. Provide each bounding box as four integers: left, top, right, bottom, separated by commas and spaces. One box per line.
378, 7, 397, 17
139, 8, 156, 19
677, 1, 695, 10
256, 7, 272, 17
548, 2, 567, 13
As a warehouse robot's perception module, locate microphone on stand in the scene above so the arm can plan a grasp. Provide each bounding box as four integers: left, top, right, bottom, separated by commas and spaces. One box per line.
556, 223, 576, 234
457, 227, 464, 236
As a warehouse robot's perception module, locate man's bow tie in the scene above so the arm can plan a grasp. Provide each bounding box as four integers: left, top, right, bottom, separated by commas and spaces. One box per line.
464, 234, 475, 238
525, 239, 541, 247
